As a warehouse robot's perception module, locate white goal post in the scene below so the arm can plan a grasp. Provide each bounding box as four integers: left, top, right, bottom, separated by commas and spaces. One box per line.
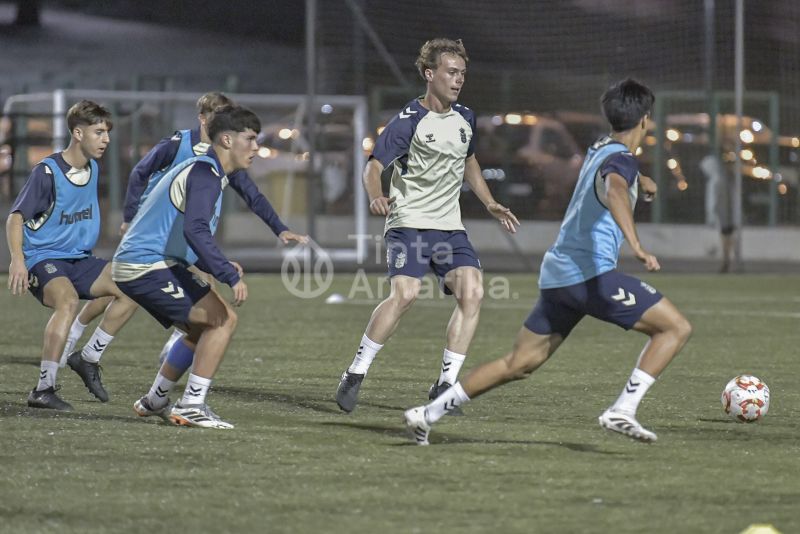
3, 89, 369, 263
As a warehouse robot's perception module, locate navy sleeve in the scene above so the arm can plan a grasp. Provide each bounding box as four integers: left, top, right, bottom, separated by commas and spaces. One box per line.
123, 134, 182, 222
467, 111, 477, 157
183, 163, 240, 287
227, 170, 289, 236
10, 163, 54, 220
371, 112, 416, 168
600, 152, 639, 187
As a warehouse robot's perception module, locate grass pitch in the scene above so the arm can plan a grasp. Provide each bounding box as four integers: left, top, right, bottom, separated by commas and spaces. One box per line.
1, 273, 798, 533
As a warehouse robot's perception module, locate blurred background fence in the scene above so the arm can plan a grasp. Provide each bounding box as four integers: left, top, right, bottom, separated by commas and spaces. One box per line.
1, 0, 798, 270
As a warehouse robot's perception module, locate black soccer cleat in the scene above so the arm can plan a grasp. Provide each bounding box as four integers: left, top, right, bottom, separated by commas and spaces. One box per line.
428, 381, 464, 416
335, 371, 365, 413
67, 350, 109, 402
27, 386, 73, 411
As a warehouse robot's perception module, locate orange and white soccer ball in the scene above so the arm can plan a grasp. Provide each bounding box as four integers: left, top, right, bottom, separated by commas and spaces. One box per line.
721, 375, 770, 422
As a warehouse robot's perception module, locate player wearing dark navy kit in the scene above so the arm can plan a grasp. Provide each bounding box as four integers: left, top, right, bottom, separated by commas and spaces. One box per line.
404, 79, 693, 445
6, 100, 138, 410
335, 38, 519, 413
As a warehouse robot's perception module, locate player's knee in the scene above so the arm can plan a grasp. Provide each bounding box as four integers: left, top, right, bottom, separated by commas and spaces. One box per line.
458, 284, 483, 312
224, 307, 238, 331
56, 293, 81, 315
674, 316, 692, 343
391, 288, 418, 310
505, 350, 545, 381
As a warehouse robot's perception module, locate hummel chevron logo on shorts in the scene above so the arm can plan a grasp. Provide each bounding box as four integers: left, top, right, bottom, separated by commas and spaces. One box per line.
611, 287, 636, 306
161, 282, 185, 299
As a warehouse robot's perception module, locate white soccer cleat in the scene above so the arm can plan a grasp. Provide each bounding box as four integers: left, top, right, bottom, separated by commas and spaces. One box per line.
403, 407, 431, 446
133, 396, 172, 424
598, 409, 657, 443
169, 403, 234, 429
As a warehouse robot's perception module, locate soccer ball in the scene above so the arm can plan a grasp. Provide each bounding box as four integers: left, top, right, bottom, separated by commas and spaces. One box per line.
721, 375, 770, 422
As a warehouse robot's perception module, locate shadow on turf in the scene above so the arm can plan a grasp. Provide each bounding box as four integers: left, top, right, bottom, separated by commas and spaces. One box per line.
0, 402, 147, 424
213, 385, 346, 414
321, 421, 624, 453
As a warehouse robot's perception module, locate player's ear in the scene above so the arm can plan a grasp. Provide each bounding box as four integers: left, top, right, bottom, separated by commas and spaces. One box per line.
73, 127, 83, 141
220, 132, 233, 149
425, 68, 433, 82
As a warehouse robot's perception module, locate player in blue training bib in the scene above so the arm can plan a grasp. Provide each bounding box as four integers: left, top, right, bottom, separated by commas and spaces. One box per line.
334, 38, 520, 415
6, 100, 139, 411
404, 79, 693, 446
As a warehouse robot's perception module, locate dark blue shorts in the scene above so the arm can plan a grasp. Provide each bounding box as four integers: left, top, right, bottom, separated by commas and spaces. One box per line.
28, 256, 108, 305
524, 270, 663, 338
116, 265, 212, 329
385, 228, 481, 295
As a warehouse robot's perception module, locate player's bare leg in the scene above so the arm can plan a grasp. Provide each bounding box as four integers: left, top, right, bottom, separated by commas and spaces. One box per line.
336, 276, 421, 412
167, 290, 238, 429
59, 296, 113, 366
404, 327, 562, 444
428, 267, 484, 410
28, 278, 81, 410
599, 297, 692, 443
66, 265, 138, 402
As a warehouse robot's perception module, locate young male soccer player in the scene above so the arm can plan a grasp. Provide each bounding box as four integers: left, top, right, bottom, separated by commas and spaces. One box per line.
335, 38, 519, 413
404, 79, 693, 445
6, 100, 138, 410
63, 92, 304, 367
112, 105, 276, 429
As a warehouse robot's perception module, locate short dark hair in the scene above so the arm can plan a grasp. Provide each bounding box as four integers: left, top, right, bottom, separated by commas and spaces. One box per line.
415, 38, 468, 79
196, 92, 234, 115
66, 100, 113, 132
207, 105, 261, 141
601, 78, 655, 132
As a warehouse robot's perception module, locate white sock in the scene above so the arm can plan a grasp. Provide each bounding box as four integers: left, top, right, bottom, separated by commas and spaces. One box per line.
425, 382, 470, 424
181, 374, 212, 406
145, 374, 176, 409
438, 349, 466, 386
81, 327, 114, 363
37, 361, 59, 391
347, 334, 383, 375
59, 318, 88, 367
611, 368, 656, 416
159, 328, 186, 364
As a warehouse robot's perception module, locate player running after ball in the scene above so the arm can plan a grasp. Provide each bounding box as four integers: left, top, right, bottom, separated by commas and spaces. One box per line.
404, 78, 692, 445
335, 38, 519, 413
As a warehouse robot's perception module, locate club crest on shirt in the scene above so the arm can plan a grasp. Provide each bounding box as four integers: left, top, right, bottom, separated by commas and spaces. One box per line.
460, 128, 467, 143
44, 263, 57, 274
425, 133, 436, 143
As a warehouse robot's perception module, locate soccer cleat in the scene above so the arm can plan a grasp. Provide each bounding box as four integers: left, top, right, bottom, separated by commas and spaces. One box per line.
428, 381, 464, 416
133, 396, 172, 423
169, 403, 234, 429
66, 350, 109, 402
598, 409, 657, 443
403, 407, 431, 446
27, 386, 73, 411
335, 371, 365, 413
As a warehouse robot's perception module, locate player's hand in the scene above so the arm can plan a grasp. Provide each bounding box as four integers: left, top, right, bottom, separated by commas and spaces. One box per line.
487, 202, 520, 234
119, 222, 130, 236
231, 279, 248, 306
634, 247, 661, 272
230, 261, 244, 277
639, 174, 657, 202
279, 230, 309, 245
8, 256, 29, 295
369, 196, 395, 216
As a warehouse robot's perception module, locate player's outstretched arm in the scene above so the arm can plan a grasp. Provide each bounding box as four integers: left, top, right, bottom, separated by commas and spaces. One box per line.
5, 212, 29, 295
363, 158, 394, 216
463, 156, 519, 233
606, 173, 660, 271
639, 174, 657, 203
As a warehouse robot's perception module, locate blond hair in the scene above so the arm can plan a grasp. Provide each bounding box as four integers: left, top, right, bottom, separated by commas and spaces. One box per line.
415, 38, 468, 79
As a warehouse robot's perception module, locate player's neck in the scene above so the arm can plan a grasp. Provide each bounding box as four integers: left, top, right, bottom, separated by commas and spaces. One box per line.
610, 131, 640, 154
420, 93, 452, 114
61, 143, 89, 169
214, 146, 238, 176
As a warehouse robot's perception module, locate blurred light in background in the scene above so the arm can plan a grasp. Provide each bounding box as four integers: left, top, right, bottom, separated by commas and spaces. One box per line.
666, 129, 680, 141
361, 137, 374, 151
505, 113, 522, 125
751, 120, 762, 132
257, 146, 272, 158
278, 128, 293, 140
320, 104, 333, 114
739, 129, 754, 143
778, 183, 788, 195
752, 166, 771, 179
667, 158, 678, 170
740, 149, 754, 161
677, 180, 688, 191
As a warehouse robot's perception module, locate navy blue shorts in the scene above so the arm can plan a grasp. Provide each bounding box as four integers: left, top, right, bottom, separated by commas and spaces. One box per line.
524, 270, 663, 338
385, 228, 481, 295
28, 256, 108, 305
116, 265, 212, 328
